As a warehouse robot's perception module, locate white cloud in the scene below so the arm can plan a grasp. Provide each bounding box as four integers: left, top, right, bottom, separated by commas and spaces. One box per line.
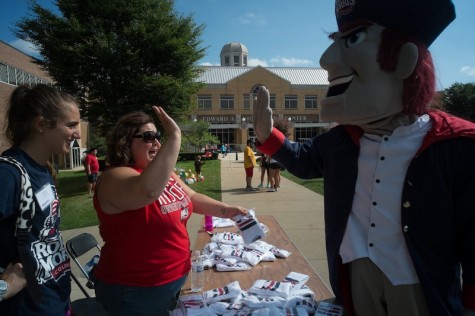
460, 66, 475, 76
200, 61, 220, 66
236, 12, 266, 25
247, 58, 268, 67
9, 39, 40, 57
270, 57, 314, 67
199, 56, 313, 68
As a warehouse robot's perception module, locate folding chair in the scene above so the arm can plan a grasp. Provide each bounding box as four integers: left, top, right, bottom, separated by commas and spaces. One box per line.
66, 232, 102, 297
66, 233, 108, 315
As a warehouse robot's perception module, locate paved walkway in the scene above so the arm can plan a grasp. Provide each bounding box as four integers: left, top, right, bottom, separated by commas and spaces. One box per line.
64, 152, 330, 301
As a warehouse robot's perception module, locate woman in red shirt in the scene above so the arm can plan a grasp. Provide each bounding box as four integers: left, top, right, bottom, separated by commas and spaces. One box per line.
92, 106, 247, 316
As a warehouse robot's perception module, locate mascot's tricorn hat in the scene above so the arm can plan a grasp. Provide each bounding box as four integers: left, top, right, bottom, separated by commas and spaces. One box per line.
335, 0, 455, 47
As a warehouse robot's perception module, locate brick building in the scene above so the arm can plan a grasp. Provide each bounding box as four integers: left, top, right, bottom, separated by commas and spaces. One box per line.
0, 40, 88, 169
190, 42, 331, 151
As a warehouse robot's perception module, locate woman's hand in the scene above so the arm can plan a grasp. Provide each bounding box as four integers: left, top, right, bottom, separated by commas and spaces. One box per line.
1, 263, 27, 300
220, 206, 248, 219
151, 106, 181, 140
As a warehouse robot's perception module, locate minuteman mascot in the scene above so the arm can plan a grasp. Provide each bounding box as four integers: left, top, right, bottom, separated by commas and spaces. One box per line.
253, 0, 475, 315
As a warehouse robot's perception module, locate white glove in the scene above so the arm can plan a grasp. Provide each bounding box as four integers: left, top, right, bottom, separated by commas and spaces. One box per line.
253, 86, 273, 143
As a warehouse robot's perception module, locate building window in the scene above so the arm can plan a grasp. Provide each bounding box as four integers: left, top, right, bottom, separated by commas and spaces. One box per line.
295, 127, 319, 142
270, 95, 276, 109
0, 62, 51, 86
243, 94, 251, 109
284, 95, 298, 109
305, 96, 318, 109
220, 95, 234, 109
197, 95, 212, 110
243, 55, 247, 66
224, 56, 230, 66
233, 55, 240, 66
209, 128, 235, 149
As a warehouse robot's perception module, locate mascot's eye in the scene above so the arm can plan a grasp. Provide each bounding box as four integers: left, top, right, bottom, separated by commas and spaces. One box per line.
343, 28, 367, 48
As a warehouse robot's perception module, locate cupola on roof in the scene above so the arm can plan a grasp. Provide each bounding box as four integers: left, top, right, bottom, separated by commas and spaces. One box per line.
220, 42, 248, 54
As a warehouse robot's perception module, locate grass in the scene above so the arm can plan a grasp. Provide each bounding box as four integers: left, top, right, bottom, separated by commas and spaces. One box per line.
58, 160, 222, 230
58, 160, 324, 230
280, 170, 324, 195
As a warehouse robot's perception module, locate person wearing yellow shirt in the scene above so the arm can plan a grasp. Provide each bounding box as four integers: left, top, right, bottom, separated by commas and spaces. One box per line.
243, 139, 257, 191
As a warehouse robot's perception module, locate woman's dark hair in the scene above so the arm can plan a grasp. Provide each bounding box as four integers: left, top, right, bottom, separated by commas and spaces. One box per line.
6, 84, 78, 147
106, 112, 154, 167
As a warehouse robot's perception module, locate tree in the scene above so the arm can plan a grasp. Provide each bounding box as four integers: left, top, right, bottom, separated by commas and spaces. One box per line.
442, 82, 475, 122
15, 0, 206, 135
180, 119, 219, 152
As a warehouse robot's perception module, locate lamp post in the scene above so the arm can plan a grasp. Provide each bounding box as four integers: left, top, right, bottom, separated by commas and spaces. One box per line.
237, 117, 247, 160
287, 116, 293, 140
193, 118, 198, 152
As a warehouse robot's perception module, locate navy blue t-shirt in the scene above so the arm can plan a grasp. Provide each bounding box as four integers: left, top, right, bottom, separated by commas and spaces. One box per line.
0, 148, 71, 315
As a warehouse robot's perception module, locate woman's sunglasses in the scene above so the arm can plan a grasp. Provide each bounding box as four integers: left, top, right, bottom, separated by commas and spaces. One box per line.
132, 131, 161, 143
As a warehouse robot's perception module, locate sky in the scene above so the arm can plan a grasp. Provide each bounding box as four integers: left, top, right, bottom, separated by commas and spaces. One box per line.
1, 0, 474, 90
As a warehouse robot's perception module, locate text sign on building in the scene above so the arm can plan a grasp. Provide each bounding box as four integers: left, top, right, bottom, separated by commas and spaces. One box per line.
197, 115, 236, 123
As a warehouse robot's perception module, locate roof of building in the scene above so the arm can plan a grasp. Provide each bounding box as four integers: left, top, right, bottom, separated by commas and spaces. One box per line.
220, 42, 248, 54
196, 65, 329, 86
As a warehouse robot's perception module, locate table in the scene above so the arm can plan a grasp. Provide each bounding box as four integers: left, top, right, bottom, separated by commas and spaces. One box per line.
181, 215, 334, 302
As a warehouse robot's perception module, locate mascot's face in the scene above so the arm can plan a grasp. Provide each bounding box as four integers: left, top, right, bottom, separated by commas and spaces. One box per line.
319, 23, 405, 127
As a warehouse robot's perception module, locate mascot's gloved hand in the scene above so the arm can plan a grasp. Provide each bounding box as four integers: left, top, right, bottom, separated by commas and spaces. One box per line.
253, 86, 274, 143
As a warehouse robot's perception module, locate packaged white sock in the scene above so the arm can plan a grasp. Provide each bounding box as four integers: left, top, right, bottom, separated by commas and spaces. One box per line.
282, 272, 310, 290
233, 210, 266, 244
315, 301, 345, 316
179, 294, 217, 316
203, 281, 242, 304
249, 279, 292, 299
211, 232, 244, 245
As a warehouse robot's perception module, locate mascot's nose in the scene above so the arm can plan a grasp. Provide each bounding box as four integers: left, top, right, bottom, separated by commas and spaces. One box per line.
320, 41, 341, 75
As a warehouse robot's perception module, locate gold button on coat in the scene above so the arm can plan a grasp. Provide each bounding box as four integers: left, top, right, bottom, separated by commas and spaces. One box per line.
403, 201, 411, 208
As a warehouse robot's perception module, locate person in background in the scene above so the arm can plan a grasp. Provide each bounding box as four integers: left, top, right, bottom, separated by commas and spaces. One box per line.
0, 84, 81, 315
257, 154, 270, 189
194, 155, 204, 176
267, 120, 290, 192
84, 147, 99, 196
267, 156, 281, 192
220, 143, 227, 157
92, 106, 247, 316
243, 139, 257, 191
253, 1, 475, 315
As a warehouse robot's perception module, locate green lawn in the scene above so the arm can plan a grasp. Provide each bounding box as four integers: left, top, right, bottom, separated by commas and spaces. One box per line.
280, 170, 324, 195
58, 160, 222, 230
58, 160, 323, 230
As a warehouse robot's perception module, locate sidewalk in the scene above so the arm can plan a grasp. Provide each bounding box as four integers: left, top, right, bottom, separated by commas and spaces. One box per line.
64, 152, 330, 301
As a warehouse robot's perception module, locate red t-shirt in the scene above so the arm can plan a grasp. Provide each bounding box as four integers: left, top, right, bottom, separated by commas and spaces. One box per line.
85, 153, 99, 173
93, 171, 192, 286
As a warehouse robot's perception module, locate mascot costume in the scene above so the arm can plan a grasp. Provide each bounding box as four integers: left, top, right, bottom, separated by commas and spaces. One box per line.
253, 0, 475, 315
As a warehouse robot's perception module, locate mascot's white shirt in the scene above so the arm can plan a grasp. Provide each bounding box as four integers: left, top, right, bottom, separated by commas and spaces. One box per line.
340, 114, 431, 285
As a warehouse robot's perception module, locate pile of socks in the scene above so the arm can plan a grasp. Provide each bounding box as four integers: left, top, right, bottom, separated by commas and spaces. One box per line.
172, 272, 344, 315
203, 234, 291, 271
